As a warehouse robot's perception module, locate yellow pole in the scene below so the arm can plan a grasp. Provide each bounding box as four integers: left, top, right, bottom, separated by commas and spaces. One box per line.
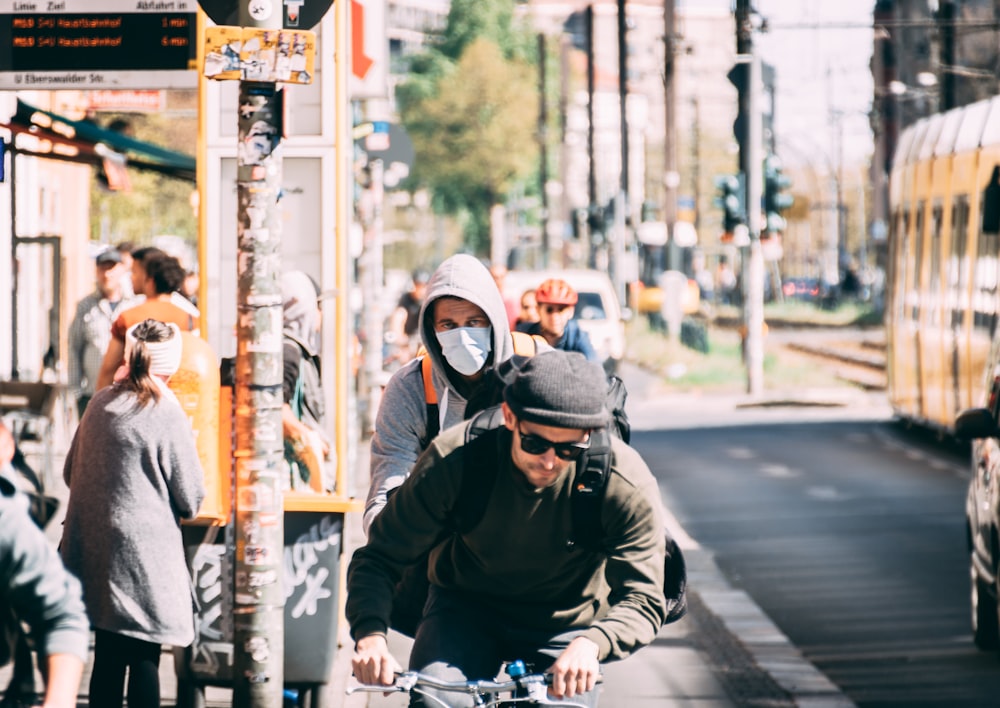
196, 9, 208, 336
334, 0, 350, 496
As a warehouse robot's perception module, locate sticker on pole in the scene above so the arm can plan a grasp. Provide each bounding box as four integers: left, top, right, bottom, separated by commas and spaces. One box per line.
204, 27, 315, 84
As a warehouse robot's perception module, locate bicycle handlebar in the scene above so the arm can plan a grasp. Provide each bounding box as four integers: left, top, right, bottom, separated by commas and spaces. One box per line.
347, 667, 598, 708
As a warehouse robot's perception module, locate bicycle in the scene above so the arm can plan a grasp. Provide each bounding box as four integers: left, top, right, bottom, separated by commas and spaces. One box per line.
346, 659, 598, 707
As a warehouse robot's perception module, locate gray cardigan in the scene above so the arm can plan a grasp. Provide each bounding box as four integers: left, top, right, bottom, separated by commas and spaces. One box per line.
60, 383, 205, 646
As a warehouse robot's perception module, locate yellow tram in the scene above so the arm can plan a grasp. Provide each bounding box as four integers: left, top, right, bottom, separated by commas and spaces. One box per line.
888, 96, 1000, 431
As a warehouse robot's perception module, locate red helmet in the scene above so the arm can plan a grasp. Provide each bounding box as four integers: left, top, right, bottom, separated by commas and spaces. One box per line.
535, 278, 578, 306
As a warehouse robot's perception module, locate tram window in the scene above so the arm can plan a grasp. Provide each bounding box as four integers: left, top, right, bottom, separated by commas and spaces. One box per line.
912, 203, 925, 323
973, 230, 999, 332
930, 204, 943, 326
989, 368, 1000, 420
893, 210, 909, 321
983, 166, 1000, 235
951, 196, 969, 328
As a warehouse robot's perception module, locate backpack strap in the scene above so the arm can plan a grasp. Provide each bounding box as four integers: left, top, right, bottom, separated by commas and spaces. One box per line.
450, 407, 506, 533
421, 355, 440, 448
568, 426, 613, 551
284, 336, 308, 420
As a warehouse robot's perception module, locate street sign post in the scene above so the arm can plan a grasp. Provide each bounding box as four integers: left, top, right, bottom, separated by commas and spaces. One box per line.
198, 0, 333, 704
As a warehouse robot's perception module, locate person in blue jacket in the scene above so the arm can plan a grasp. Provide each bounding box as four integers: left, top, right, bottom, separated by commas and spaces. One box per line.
517, 278, 599, 362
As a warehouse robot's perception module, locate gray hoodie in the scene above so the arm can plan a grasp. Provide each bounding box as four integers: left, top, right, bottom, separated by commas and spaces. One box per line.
364, 254, 514, 534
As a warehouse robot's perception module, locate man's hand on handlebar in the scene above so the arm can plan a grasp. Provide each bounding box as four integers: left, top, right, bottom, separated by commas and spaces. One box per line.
548, 636, 601, 699
351, 634, 401, 687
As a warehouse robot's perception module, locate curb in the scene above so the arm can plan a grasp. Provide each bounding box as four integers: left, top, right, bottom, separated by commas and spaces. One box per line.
687, 547, 856, 707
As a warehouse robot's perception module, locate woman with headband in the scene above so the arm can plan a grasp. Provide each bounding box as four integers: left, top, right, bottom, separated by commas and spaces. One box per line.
60, 319, 205, 708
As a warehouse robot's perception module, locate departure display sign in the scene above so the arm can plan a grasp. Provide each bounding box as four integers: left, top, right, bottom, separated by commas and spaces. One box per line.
0, 1, 198, 89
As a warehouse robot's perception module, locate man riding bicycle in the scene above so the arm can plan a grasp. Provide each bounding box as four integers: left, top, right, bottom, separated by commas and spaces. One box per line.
347, 350, 668, 707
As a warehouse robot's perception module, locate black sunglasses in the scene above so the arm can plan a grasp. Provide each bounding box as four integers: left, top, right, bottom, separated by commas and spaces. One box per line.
517, 426, 590, 460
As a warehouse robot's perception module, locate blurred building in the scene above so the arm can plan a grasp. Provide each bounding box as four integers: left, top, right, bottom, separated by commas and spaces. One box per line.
874, 0, 1000, 164
521, 0, 737, 259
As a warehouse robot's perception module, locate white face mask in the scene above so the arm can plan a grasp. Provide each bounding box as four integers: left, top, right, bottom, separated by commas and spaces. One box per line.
436, 327, 492, 376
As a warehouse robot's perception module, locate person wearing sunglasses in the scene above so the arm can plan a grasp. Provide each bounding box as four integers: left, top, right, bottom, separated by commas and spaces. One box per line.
348, 350, 668, 707
517, 278, 600, 363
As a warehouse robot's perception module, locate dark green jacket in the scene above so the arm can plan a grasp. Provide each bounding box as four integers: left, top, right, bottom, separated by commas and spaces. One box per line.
346, 421, 667, 661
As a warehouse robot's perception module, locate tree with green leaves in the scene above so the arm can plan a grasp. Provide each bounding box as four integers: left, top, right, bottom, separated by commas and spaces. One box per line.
396, 0, 538, 255
89, 112, 196, 246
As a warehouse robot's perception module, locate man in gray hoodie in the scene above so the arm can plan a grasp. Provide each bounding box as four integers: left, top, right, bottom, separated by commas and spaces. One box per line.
364, 254, 515, 534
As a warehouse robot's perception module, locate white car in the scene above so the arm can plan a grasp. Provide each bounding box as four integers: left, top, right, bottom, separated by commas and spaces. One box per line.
503, 269, 628, 375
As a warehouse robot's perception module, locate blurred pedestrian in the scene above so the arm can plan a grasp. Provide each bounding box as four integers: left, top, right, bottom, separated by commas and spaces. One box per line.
1, 421, 88, 708
515, 288, 539, 328
132, 247, 201, 319
386, 268, 431, 365
281, 271, 334, 492
517, 279, 599, 362
488, 263, 520, 330
68, 248, 137, 419
61, 319, 205, 708
95, 253, 198, 390
1, 418, 63, 707
115, 241, 136, 298
715, 256, 737, 305
181, 270, 199, 308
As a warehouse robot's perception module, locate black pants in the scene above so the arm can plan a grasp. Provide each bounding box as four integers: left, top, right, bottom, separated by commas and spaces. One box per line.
89, 629, 162, 708
408, 587, 599, 708
1, 630, 38, 703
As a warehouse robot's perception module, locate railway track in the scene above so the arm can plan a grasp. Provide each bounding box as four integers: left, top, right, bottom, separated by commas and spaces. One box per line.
780, 331, 887, 391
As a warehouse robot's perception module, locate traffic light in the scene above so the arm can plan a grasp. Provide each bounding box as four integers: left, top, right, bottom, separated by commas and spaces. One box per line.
726, 63, 748, 148
763, 155, 793, 235
713, 173, 745, 236
586, 204, 606, 236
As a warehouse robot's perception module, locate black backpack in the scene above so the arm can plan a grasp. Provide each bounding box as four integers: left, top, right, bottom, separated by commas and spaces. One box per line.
389, 404, 687, 638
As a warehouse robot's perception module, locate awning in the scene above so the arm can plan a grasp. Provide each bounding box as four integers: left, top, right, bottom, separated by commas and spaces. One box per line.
1, 99, 196, 183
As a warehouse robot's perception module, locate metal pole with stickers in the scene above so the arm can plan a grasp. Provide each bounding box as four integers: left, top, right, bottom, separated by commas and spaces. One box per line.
195, 1, 331, 706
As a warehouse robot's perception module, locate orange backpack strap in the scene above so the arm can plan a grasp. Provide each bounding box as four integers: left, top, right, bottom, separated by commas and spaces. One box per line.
421, 354, 437, 405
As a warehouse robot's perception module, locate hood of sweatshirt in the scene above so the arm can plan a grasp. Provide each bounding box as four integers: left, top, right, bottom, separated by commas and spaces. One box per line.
418, 254, 514, 396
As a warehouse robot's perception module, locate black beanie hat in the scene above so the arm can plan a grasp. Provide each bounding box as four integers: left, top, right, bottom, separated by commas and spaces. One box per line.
503, 350, 610, 429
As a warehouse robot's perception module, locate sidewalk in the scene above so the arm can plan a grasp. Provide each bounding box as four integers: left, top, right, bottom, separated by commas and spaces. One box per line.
2, 388, 864, 707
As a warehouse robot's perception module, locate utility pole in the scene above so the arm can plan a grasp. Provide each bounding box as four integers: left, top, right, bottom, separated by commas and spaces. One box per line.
615, 0, 630, 304
663, 0, 678, 273
232, 1, 285, 702
937, 0, 956, 111
196, 0, 331, 702
871, 1, 895, 287
362, 159, 384, 436
735, 0, 764, 395
586, 4, 597, 269
538, 33, 550, 268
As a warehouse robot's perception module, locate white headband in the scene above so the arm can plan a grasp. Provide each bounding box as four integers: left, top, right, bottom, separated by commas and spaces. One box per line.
124, 321, 183, 377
